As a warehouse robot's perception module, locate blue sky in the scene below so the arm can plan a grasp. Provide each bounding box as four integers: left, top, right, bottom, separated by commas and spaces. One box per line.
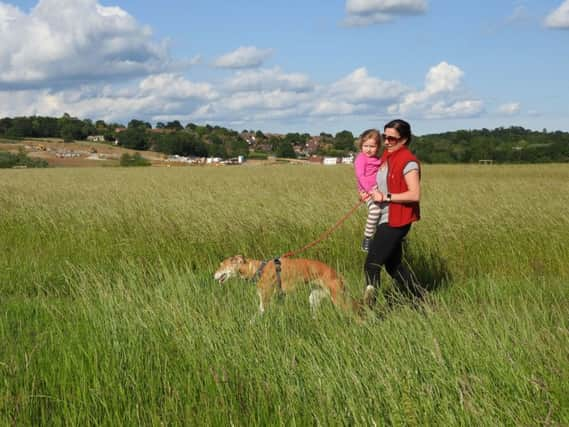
1, 0, 568, 135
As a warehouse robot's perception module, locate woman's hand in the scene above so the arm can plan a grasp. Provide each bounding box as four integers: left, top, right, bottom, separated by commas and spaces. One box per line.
359, 190, 370, 201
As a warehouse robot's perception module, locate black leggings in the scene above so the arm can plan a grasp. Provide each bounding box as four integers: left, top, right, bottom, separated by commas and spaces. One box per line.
364, 223, 422, 299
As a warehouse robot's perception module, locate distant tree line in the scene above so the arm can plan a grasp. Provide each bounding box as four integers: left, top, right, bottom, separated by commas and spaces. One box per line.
0, 114, 102, 142
414, 127, 569, 163
0, 114, 358, 159
2, 115, 568, 163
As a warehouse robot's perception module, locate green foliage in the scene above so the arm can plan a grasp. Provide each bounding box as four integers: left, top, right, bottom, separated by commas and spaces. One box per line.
127, 119, 152, 129
58, 114, 95, 142
119, 152, 151, 167
274, 141, 297, 158
247, 151, 269, 160
150, 132, 208, 157
283, 132, 309, 147
334, 130, 355, 151
165, 120, 183, 131
0, 148, 49, 168
118, 128, 149, 150
415, 126, 569, 163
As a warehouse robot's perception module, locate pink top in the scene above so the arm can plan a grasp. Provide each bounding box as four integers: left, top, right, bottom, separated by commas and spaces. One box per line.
354, 153, 382, 193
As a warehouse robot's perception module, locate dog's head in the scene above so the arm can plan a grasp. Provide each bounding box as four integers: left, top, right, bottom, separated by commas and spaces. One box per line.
213, 255, 247, 284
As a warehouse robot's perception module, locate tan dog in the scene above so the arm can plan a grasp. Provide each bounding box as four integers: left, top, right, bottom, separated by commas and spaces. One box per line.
214, 255, 359, 315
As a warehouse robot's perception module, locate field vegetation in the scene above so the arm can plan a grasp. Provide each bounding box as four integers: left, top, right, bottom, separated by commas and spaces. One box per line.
1, 164, 568, 425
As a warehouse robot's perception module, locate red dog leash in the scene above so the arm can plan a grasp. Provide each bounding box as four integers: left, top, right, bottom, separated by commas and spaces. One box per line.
280, 198, 367, 259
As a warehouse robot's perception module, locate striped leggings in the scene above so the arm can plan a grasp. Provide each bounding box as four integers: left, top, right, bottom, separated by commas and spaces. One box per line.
363, 199, 381, 238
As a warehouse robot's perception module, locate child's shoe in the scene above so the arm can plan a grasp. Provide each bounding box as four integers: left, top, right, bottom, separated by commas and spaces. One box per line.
361, 237, 372, 252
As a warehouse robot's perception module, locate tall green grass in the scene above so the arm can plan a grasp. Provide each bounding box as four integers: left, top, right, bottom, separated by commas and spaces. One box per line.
1, 164, 568, 425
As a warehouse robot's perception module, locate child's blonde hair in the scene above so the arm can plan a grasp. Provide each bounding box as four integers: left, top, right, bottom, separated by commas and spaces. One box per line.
358, 129, 382, 156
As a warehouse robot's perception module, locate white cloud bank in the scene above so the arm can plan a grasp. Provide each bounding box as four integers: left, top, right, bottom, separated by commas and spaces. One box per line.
0, 0, 179, 89
545, 0, 569, 29
0, 61, 484, 128
343, 0, 428, 27
0, 73, 217, 123
213, 46, 274, 69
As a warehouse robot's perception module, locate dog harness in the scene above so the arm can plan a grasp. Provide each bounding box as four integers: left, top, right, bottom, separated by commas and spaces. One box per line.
252, 258, 283, 292
252, 260, 267, 283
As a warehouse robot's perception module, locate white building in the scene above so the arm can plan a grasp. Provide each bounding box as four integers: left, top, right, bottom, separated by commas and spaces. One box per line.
323, 157, 339, 165
87, 135, 105, 142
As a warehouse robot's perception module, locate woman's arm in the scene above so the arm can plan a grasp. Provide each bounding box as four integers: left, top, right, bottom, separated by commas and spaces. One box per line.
370, 169, 420, 203
393, 169, 420, 202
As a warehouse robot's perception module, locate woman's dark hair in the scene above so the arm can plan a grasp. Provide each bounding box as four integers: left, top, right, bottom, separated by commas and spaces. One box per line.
384, 119, 412, 145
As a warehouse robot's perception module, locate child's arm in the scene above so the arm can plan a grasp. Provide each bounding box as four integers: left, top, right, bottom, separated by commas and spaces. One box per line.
354, 155, 367, 192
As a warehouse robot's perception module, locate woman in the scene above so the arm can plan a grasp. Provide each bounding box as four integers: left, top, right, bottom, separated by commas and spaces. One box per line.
363, 119, 422, 307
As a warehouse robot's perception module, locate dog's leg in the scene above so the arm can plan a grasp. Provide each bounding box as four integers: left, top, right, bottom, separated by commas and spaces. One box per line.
309, 288, 329, 316
363, 285, 377, 308
256, 280, 276, 315
257, 289, 266, 314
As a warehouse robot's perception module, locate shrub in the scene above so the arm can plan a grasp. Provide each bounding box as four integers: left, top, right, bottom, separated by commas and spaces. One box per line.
0, 149, 49, 168
247, 151, 269, 160
120, 152, 151, 167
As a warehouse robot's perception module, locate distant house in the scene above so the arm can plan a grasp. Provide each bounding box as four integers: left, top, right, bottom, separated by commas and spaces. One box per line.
308, 155, 323, 164
323, 157, 340, 165
341, 155, 354, 165
206, 157, 223, 164
87, 135, 105, 142
306, 137, 320, 154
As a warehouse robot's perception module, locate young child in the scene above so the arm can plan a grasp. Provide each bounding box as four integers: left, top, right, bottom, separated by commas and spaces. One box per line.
354, 129, 383, 252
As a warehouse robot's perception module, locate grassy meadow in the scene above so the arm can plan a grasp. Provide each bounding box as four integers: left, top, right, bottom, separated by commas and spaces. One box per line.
1, 163, 568, 425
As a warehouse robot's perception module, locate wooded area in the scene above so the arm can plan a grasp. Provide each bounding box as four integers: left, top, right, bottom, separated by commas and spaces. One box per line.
1, 115, 568, 163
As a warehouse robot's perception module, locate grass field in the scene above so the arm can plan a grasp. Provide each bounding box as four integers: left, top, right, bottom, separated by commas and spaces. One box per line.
1, 164, 568, 425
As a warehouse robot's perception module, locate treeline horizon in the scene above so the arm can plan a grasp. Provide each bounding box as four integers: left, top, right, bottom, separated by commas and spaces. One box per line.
1, 114, 568, 163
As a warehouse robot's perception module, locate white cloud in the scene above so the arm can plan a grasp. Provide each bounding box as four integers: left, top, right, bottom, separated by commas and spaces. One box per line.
424, 62, 463, 94
346, 0, 427, 15
213, 46, 274, 69
139, 74, 217, 99
545, 0, 569, 29
497, 102, 521, 115
344, 0, 427, 27
0, 0, 177, 89
343, 12, 392, 27
388, 62, 483, 118
328, 67, 408, 102
224, 67, 313, 92
311, 100, 358, 116
222, 90, 310, 111
426, 100, 484, 119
